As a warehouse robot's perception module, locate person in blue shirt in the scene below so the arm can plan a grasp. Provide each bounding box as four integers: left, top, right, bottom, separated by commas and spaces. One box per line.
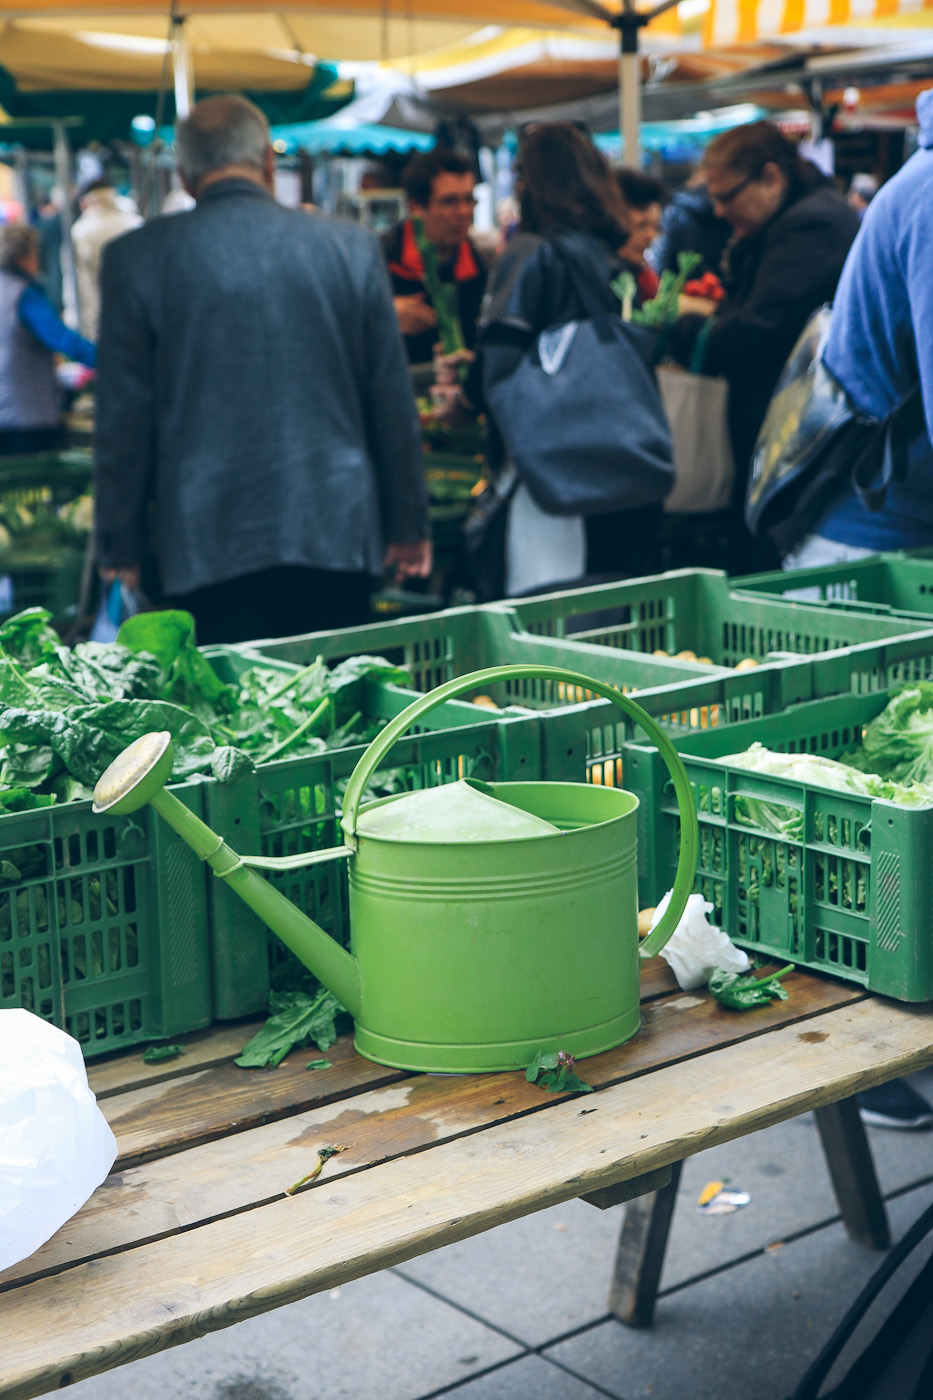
0, 222, 96, 457
783, 93, 933, 1133
784, 89, 933, 568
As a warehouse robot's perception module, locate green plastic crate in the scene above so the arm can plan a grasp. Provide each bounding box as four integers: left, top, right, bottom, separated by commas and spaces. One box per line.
621, 689, 933, 1002
502, 568, 931, 665
0, 550, 86, 624
735, 551, 933, 622
0, 783, 212, 1057
238, 604, 731, 710
203, 687, 542, 1019
0, 450, 93, 505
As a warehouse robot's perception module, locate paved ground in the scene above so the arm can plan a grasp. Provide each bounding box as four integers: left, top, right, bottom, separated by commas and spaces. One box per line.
43, 1068, 933, 1400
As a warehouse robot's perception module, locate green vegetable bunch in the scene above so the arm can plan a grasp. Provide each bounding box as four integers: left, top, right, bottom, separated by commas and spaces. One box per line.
412, 216, 466, 355
611, 251, 702, 327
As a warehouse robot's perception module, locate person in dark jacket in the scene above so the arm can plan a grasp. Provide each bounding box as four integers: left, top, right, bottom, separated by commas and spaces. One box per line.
0, 222, 95, 457
651, 169, 730, 279
381, 148, 488, 366
95, 95, 430, 644
670, 121, 860, 570
480, 123, 667, 596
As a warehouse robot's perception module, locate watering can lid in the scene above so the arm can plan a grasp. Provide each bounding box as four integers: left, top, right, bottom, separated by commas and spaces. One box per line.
354, 779, 560, 843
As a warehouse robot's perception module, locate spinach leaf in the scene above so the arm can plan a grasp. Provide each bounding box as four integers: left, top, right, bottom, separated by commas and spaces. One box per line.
708, 964, 793, 1011
235, 989, 343, 1069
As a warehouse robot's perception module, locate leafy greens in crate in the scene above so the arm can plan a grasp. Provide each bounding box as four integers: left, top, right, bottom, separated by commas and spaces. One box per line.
0, 606, 409, 811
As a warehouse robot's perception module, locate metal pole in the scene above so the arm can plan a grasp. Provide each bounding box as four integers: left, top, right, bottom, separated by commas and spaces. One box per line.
619, 41, 641, 167
12, 146, 28, 211
52, 119, 80, 331
616, 7, 643, 169
172, 18, 194, 119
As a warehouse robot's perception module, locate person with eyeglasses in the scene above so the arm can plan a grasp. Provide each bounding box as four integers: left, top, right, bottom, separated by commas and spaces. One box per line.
381, 147, 489, 369
668, 121, 860, 572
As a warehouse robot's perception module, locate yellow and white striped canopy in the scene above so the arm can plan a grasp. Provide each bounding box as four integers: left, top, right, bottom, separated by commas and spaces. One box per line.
705, 0, 933, 45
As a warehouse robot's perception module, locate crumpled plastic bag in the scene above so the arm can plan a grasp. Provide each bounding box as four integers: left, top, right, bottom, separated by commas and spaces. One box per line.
0, 1010, 118, 1273
650, 891, 751, 991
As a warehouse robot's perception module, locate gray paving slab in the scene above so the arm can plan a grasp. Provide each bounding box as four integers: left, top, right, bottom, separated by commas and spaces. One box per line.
37, 1271, 522, 1400
448, 1354, 613, 1400
544, 1181, 933, 1400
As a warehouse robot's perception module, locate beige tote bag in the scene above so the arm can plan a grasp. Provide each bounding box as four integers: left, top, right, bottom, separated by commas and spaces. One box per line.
657, 361, 735, 515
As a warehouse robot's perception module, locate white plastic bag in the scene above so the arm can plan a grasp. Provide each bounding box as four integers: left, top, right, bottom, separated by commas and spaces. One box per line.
0, 1010, 118, 1273
650, 891, 751, 991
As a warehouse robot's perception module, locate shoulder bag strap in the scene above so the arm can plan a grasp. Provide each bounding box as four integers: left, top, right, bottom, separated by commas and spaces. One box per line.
852, 383, 924, 513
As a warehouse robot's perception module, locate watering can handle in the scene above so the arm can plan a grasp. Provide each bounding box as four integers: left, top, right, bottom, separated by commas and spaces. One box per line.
342, 664, 698, 960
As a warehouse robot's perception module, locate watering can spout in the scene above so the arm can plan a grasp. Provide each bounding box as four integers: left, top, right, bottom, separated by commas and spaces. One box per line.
92, 734, 363, 1019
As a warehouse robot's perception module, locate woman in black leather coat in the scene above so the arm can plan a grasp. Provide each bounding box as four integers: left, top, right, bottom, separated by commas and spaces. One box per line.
479, 124, 666, 596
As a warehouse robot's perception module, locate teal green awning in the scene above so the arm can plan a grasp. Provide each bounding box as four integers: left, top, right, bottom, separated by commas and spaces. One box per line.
0, 63, 351, 149
271, 120, 434, 158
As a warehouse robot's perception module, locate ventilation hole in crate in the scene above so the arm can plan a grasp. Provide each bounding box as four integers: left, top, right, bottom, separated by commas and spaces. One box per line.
72, 934, 87, 980
828, 814, 839, 846
105, 869, 119, 917
102, 1005, 117, 1039
67, 834, 81, 867
815, 858, 825, 902
89, 930, 104, 978
103, 828, 116, 860
73, 1010, 89, 1044
121, 867, 136, 914
85, 830, 99, 862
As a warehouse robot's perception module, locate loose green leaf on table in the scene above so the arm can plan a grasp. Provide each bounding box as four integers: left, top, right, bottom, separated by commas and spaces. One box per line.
141, 1047, 183, 1064
708, 964, 794, 1011
526, 1049, 593, 1095
235, 988, 343, 1069
306, 1059, 332, 1071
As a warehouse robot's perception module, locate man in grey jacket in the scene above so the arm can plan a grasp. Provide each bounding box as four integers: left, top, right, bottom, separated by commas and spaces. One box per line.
95, 95, 430, 644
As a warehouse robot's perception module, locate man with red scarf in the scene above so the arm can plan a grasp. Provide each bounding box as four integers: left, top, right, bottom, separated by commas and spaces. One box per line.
381, 148, 489, 365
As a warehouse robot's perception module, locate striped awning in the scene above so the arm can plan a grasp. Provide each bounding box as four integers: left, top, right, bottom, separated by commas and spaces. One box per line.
706, 0, 933, 46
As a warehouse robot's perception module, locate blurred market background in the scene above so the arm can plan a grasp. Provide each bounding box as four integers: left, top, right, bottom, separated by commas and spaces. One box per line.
2, 0, 932, 627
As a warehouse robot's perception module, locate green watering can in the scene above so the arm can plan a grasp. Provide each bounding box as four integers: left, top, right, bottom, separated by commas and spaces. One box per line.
93, 665, 698, 1073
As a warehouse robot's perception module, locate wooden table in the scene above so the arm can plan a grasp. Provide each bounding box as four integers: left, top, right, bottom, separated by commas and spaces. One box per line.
2, 962, 932, 1400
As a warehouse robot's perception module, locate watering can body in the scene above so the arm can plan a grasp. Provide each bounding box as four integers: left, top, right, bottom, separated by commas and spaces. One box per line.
92, 663, 698, 1075
348, 781, 641, 1070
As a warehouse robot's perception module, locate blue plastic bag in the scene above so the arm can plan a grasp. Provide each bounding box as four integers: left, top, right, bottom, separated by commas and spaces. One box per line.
90, 580, 142, 643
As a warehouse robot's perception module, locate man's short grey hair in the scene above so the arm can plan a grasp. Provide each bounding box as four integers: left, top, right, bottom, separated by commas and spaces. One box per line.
175, 95, 270, 187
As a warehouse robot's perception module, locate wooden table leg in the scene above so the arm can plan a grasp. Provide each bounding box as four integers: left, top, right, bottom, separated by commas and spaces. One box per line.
814, 1096, 890, 1250
607, 1160, 683, 1328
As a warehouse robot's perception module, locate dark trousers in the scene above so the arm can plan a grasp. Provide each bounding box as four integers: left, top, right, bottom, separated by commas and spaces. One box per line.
0, 427, 62, 457
168, 566, 375, 646
584, 502, 663, 582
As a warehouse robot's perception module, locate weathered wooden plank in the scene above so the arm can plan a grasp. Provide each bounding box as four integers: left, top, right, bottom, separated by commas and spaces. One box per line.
1, 998, 931, 1400
86, 1020, 266, 1099
86, 961, 677, 1160
105, 968, 859, 1169
2, 971, 863, 1290
106, 1034, 409, 1166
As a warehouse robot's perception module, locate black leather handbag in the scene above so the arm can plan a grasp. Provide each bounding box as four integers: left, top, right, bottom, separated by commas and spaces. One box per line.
746, 307, 924, 556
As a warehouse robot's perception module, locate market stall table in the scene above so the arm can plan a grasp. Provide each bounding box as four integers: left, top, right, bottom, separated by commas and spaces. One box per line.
2, 961, 932, 1400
